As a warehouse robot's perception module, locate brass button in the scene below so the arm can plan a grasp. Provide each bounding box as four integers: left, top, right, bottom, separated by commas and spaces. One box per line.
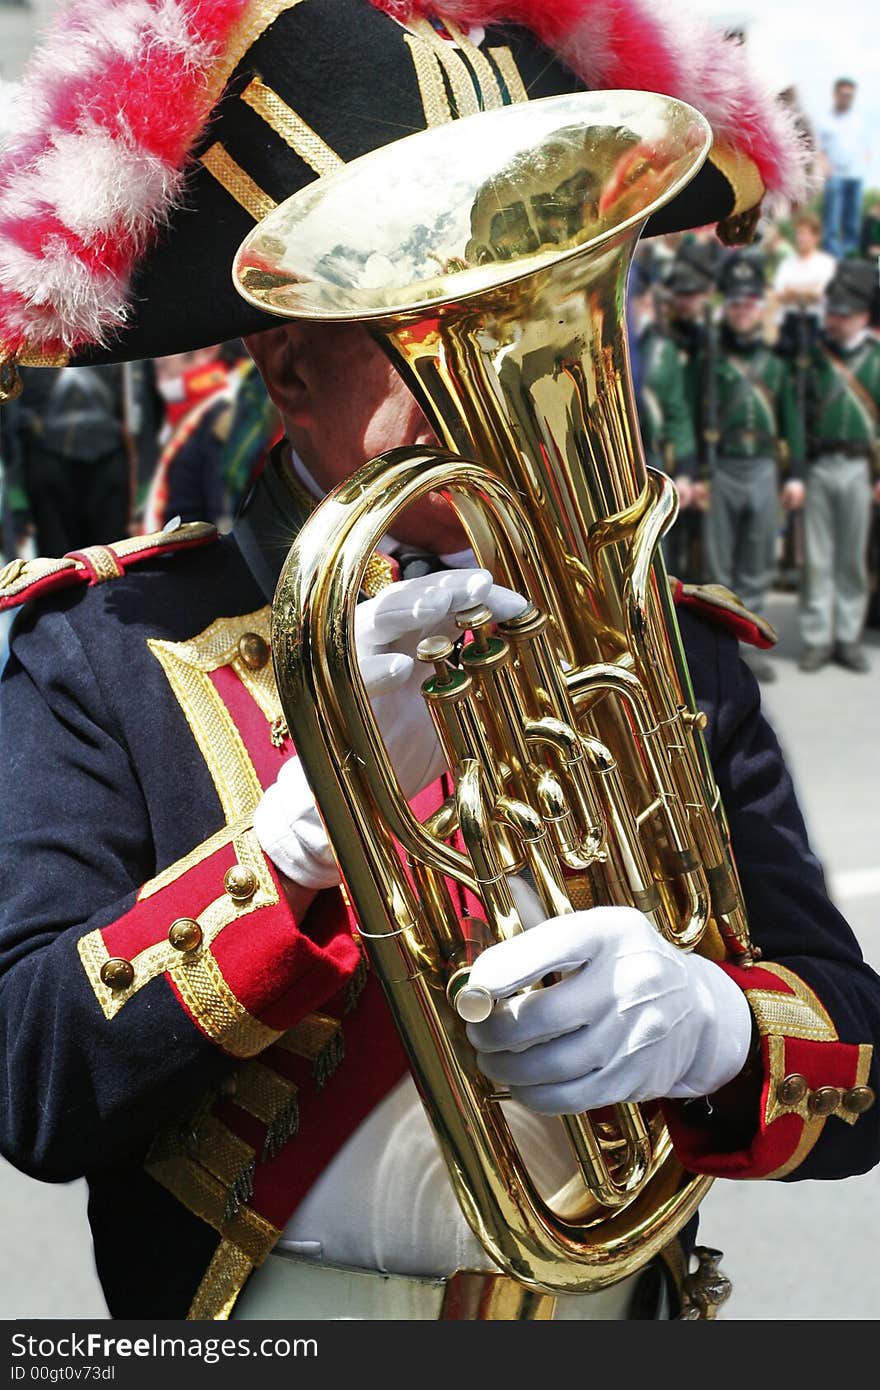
776, 1073, 808, 1107
237, 632, 269, 671
842, 1085, 876, 1116
808, 1086, 843, 1117
100, 957, 134, 991
168, 917, 203, 952
225, 864, 258, 903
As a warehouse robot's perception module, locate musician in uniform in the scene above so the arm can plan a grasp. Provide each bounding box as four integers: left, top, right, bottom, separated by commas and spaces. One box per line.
694, 253, 804, 683
0, 0, 878, 1325
787, 259, 880, 673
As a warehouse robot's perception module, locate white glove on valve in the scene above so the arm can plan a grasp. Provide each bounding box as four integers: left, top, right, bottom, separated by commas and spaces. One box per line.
465, 904, 755, 1111
255, 568, 527, 890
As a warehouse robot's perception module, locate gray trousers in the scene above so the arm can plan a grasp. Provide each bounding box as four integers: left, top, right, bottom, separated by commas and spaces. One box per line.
704, 456, 778, 615
800, 453, 873, 648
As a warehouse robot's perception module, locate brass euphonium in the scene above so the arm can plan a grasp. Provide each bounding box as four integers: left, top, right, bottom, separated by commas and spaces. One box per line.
234, 91, 755, 1294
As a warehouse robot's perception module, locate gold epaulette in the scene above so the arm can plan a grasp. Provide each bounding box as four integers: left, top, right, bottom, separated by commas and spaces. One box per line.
670, 577, 777, 650
0, 521, 218, 612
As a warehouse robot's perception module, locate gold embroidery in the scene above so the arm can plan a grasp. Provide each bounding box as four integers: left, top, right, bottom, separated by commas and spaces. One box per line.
73, 545, 123, 582
241, 77, 343, 178
138, 819, 246, 902
234, 1060, 300, 1158
200, 143, 278, 222
0, 555, 77, 599
761, 1038, 827, 1179
148, 619, 271, 823
79, 827, 285, 1055
487, 47, 530, 104
441, 20, 504, 110
745, 963, 837, 1042
404, 34, 453, 127
277, 1012, 345, 1087
172, 931, 284, 1058
362, 552, 397, 597
112, 522, 217, 560
213, 1, 308, 102
15, 347, 70, 369
407, 17, 480, 118
187, 1239, 254, 1320
708, 143, 766, 218
146, 1154, 279, 1265
191, 1115, 257, 1219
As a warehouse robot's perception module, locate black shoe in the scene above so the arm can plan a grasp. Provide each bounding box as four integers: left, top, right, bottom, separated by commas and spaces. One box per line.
834, 642, 871, 673
798, 646, 831, 672
743, 650, 776, 682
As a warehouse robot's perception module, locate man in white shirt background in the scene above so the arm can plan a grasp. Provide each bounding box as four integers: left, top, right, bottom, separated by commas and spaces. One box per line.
816, 78, 869, 260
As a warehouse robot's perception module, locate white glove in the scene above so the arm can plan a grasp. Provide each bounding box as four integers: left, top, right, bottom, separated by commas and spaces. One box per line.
255, 568, 527, 890
465, 905, 754, 1112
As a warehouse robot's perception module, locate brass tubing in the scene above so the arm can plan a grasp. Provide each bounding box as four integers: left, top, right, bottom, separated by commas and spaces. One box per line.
524, 717, 605, 867
490, 795, 651, 1207
569, 667, 710, 947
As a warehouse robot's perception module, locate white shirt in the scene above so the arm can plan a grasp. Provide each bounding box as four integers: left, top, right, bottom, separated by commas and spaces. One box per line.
816, 106, 867, 180
772, 249, 837, 319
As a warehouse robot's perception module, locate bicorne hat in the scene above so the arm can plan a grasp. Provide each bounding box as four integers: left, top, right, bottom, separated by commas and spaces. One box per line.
0, 0, 809, 381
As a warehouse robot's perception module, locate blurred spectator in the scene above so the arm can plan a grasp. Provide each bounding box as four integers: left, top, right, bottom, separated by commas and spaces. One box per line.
220, 357, 283, 521
860, 199, 880, 261
757, 217, 794, 282
816, 78, 869, 260
7, 364, 133, 556
773, 213, 836, 356
145, 344, 242, 532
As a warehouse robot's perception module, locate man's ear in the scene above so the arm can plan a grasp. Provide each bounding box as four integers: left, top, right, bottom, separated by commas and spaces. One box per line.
242, 324, 312, 427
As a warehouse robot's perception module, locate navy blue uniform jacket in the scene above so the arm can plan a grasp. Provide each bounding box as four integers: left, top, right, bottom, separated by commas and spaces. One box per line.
0, 528, 878, 1318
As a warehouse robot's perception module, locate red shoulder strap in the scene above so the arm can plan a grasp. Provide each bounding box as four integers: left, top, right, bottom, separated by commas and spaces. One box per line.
0, 522, 217, 612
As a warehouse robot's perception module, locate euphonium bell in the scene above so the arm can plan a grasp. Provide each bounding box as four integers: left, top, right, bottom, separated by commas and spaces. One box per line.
234, 90, 755, 1294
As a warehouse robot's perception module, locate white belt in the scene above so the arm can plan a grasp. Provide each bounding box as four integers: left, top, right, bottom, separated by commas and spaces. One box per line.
231, 1252, 670, 1321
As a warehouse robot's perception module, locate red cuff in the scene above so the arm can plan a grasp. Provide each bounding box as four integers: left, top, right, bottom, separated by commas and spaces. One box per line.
76, 824, 361, 1058
662, 961, 874, 1179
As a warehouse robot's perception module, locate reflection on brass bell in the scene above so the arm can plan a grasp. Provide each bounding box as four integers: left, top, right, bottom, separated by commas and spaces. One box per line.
168, 918, 203, 953
100, 957, 134, 991
238, 632, 270, 670
225, 865, 259, 903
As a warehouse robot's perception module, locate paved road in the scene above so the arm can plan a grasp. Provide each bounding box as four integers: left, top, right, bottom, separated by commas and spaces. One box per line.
1, 590, 878, 1320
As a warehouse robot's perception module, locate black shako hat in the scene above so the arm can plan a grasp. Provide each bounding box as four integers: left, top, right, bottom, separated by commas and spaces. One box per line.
825, 259, 879, 316
0, 0, 808, 376
664, 239, 719, 295
718, 251, 766, 302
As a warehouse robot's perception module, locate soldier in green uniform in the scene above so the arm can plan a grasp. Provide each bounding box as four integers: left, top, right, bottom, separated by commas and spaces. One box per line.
630, 260, 698, 575
786, 259, 880, 672
659, 244, 719, 579
694, 253, 805, 682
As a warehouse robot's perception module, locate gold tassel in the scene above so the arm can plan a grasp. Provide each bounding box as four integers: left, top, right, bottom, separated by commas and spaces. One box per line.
234, 1060, 300, 1160
277, 1012, 345, 1088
